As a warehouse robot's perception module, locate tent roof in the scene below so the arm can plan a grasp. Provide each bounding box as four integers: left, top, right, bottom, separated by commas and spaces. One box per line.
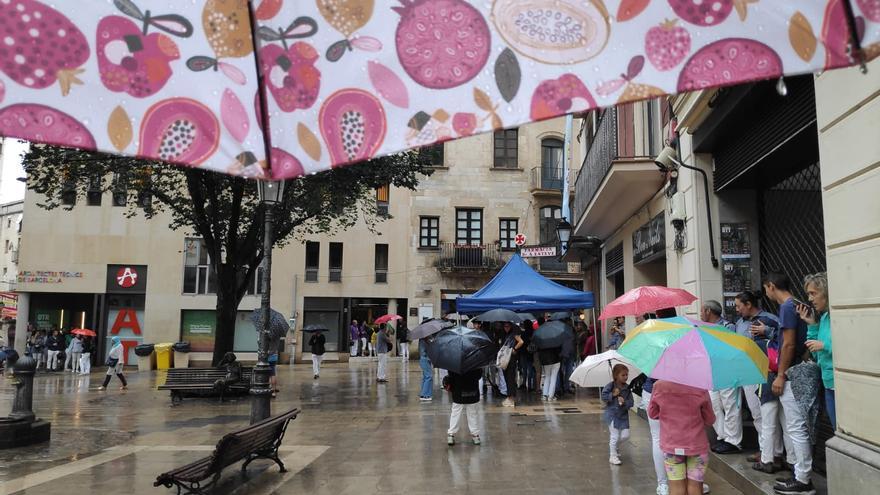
456, 254, 594, 312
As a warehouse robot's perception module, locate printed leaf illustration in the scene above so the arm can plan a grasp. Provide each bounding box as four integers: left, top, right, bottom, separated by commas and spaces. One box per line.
491, 112, 503, 130
326, 39, 352, 62
221, 89, 250, 144
734, 0, 758, 22
107, 105, 132, 152
495, 48, 521, 102
351, 36, 382, 52
255, 0, 283, 20
298, 122, 322, 161
789, 11, 817, 62
219, 62, 247, 85
626, 56, 645, 80
597, 79, 627, 97
474, 88, 494, 112
617, 0, 650, 22
368, 61, 409, 108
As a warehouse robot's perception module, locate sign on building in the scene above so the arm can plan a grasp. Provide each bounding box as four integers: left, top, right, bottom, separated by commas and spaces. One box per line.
633, 212, 666, 264
520, 246, 557, 258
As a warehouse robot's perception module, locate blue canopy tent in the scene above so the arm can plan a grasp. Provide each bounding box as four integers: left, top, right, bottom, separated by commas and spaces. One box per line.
456, 254, 594, 313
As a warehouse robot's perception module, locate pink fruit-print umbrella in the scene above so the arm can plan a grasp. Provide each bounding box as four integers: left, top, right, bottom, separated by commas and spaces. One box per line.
0, 0, 877, 180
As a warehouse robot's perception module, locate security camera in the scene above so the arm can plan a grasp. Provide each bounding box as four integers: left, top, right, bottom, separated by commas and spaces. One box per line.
654, 145, 679, 171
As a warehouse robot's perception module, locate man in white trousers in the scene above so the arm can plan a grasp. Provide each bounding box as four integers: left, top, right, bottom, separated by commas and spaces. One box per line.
701, 300, 743, 454
376, 326, 390, 383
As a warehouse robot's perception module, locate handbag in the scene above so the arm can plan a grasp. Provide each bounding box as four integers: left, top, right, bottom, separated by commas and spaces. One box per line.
496, 345, 513, 370
106, 357, 119, 367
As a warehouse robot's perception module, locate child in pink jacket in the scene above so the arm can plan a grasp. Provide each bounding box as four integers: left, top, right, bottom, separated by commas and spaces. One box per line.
648, 380, 716, 495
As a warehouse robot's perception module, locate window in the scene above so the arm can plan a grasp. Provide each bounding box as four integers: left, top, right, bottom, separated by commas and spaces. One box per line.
493, 129, 518, 168
419, 216, 439, 248
456, 209, 482, 245
375, 244, 389, 284
244, 266, 265, 295
420, 143, 445, 166
499, 218, 519, 251
6, 218, 11, 229
376, 184, 390, 216
183, 238, 216, 294
539, 206, 562, 244
4, 240, 8, 253
87, 174, 103, 206
61, 179, 76, 206
329, 242, 343, 282
541, 138, 564, 189
305, 241, 320, 282
112, 172, 127, 207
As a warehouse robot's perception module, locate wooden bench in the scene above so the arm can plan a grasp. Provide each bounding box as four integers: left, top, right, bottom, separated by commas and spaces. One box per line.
158, 367, 254, 404
154, 408, 300, 495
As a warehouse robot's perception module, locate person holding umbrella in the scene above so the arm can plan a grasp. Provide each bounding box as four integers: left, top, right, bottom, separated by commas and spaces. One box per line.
445, 367, 483, 446
376, 324, 391, 383
500, 321, 524, 407
308, 329, 326, 379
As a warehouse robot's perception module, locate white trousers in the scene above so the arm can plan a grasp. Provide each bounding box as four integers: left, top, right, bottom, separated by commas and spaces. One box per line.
47, 350, 60, 371
80, 353, 91, 374
70, 352, 82, 373
377, 353, 388, 380
360, 337, 367, 355
609, 425, 630, 456
400, 342, 410, 359
64, 351, 74, 370
759, 399, 793, 465
710, 387, 743, 447
350, 343, 358, 357
542, 362, 560, 398
448, 402, 479, 436
743, 384, 764, 452
779, 381, 813, 483
642, 391, 668, 485
311, 354, 323, 376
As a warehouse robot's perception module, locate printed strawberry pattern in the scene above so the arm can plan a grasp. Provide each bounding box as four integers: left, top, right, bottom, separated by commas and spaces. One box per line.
0, 0, 875, 179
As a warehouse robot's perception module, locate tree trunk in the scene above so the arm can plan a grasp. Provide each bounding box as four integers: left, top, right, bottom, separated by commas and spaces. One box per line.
213, 284, 243, 366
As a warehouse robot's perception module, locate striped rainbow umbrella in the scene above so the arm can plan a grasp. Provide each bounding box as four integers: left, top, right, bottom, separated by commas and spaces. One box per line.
618, 317, 768, 391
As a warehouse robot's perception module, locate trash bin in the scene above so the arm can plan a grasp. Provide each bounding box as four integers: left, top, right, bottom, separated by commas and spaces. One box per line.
155, 343, 173, 369
134, 344, 155, 372
172, 341, 191, 369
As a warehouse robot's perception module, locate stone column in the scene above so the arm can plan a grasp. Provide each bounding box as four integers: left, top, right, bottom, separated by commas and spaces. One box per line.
13, 292, 29, 355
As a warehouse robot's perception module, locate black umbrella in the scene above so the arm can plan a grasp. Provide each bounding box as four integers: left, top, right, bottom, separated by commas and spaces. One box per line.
548, 311, 572, 321
409, 319, 455, 340
250, 308, 290, 340
474, 309, 522, 323
302, 324, 329, 333
424, 326, 497, 374
516, 312, 537, 322
532, 320, 574, 350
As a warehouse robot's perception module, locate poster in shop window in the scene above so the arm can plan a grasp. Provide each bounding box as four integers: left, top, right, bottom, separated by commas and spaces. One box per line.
180, 310, 261, 353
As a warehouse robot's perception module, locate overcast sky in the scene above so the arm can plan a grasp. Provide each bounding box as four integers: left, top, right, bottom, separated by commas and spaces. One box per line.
0, 139, 28, 204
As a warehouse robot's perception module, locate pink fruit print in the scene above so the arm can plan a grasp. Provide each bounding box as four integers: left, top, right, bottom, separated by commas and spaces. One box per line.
668, 0, 756, 27
270, 147, 305, 179
677, 38, 783, 92
138, 98, 220, 166
96, 0, 194, 98
256, 0, 284, 21
821, 0, 856, 70
394, 0, 491, 89
531, 74, 597, 121
256, 17, 321, 112
0, 104, 95, 149
857, 0, 880, 22
319, 88, 387, 165
452, 113, 477, 137
645, 20, 691, 71
0, 0, 89, 96
597, 56, 665, 103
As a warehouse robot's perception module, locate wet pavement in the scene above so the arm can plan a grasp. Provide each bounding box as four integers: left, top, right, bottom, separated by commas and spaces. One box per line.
0, 361, 744, 494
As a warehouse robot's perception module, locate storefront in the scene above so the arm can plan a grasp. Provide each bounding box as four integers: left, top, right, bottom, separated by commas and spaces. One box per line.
104, 264, 148, 364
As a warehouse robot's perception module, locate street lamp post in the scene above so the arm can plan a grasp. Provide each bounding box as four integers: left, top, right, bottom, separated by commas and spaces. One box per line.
251, 180, 285, 424
555, 217, 572, 253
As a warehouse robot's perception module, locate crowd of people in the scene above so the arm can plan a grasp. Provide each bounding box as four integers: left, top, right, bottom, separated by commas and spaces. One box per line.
17, 325, 96, 374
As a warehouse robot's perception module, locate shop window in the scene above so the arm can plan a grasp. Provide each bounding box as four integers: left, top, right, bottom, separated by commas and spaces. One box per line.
420, 143, 445, 167
375, 243, 388, 284
183, 238, 214, 294
245, 266, 265, 295
329, 242, 343, 282
493, 129, 518, 168
499, 218, 518, 251
376, 184, 390, 216
305, 241, 319, 282
87, 174, 103, 206
112, 172, 128, 207
61, 179, 76, 206
419, 216, 439, 248
456, 208, 482, 246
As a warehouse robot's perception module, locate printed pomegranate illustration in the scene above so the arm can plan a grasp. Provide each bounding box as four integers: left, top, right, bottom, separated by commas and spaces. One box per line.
492, 0, 610, 65
0, 104, 95, 149
270, 147, 305, 179
858, 0, 880, 22
138, 98, 220, 166
677, 38, 783, 92
394, 0, 491, 89
668, 0, 733, 26
0, 0, 89, 96
97, 0, 194, 98
260, 42, 321, 112
531, 74, 597, 121
187, 0, 252, 84
645, 20, 691, 71
319, 89, 387, 165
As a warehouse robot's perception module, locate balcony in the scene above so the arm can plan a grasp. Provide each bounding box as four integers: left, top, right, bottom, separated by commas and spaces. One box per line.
572, 102, 665, 240
436, 243, 502, 273
529, 166, 577, 196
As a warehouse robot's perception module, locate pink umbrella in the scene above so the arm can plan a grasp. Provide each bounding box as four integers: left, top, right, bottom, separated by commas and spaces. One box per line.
598, 286, 697, 320
0, 0, 875, 179
373, 314, 402, 325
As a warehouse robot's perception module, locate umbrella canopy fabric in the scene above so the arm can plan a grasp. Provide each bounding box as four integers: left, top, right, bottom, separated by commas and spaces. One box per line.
442, 313, 468, 321
373, 314, 402, 325
424, 326, 497, 374
250, 308, 290, 339
570, 350, 641, 388
409, 319, 455, 340
71, 328, 96, 337
548, 311, 572, 321
618, 317, 768, 391
302, 324, 329, 333
516, 313, 537, 322
531, 320, 574, 350
599, 286, 698, 320
2, 2, 874, 180
474, 309, 522, 323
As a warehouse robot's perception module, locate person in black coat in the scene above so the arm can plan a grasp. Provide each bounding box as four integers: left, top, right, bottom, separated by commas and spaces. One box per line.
445, 368, 483, 446
46, 329, 65, 371
539, 346, 562, 401
309, 331, 326, 379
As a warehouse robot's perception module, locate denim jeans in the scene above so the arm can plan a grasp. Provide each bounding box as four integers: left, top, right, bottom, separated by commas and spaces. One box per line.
519, 355, 535, 389
419, 356, 433, 398
825, 388, 836, 430
558, 358, 575, 393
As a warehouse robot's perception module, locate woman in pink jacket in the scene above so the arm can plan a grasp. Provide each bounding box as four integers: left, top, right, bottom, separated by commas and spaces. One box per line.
648, 380, 716, 495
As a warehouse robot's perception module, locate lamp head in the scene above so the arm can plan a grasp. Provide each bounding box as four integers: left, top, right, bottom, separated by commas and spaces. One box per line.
654, 145, 679, 171
556, 217, 573, 249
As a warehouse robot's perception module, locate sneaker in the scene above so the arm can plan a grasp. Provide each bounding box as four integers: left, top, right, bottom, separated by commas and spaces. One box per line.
712, 441, 741, 454
656, 483, 670, 495
609, 455, 622, 465
774, 478, 815, 495
776, 476, 795, 485
447, 435, 455, 446
747, 453, 762, 463
472, 435, 481, 446
549, 396, 558, 402
97, 386, 105, 391
313, 374, 319, 379
419, 396, 433, 402
502, 398, 515, 407
753, 462, 781, 474
541, 395, 548, 402
703, 483, 710, 494
119, 385, 127, 390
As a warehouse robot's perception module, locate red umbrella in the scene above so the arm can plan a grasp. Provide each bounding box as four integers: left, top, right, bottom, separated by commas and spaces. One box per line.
598, 286, 697, 320
71, 328, 97, 337
373, 314, 402, 325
